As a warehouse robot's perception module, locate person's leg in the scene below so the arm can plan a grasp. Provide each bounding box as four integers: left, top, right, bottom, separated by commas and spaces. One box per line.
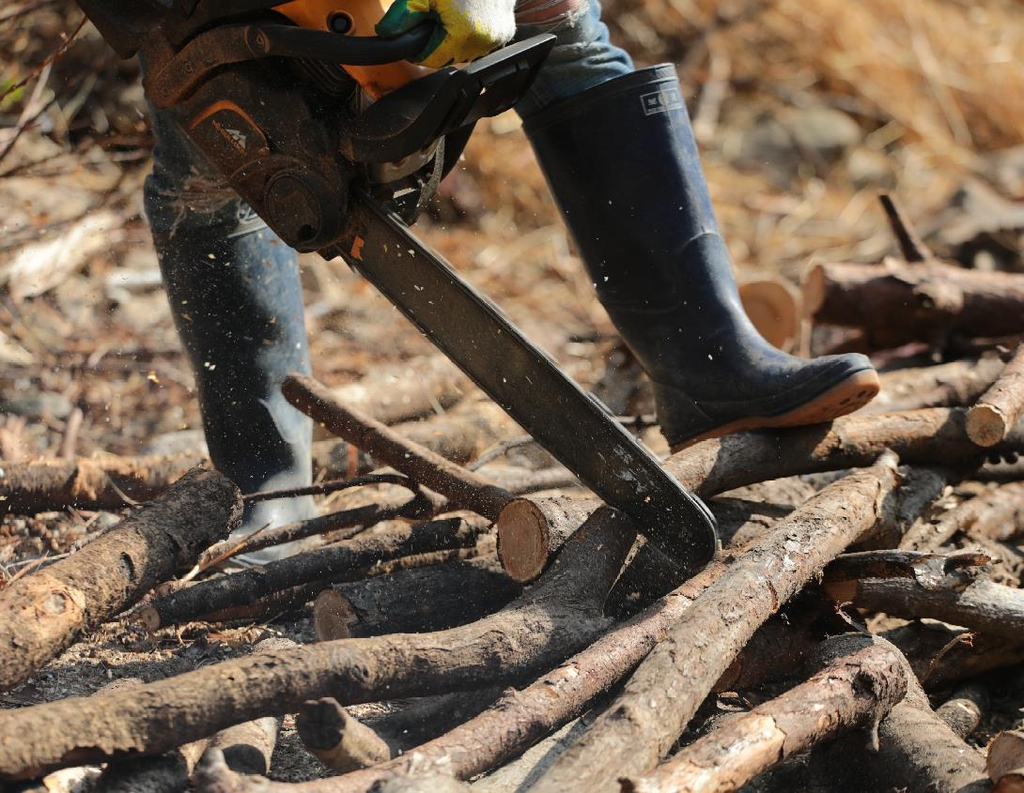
513, 0, 632, 119
144, 104, 318, 561
516, 8, 878, 450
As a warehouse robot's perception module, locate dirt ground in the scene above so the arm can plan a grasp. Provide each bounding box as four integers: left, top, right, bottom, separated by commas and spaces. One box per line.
3, 0, 1024, 788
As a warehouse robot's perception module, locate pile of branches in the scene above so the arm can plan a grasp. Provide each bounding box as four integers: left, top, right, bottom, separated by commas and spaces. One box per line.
6, 209, 1024, 791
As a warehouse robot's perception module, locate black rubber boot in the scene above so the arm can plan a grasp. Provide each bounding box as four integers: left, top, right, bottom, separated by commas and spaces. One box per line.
146, 107, 318, 563
524, 65, 879, 450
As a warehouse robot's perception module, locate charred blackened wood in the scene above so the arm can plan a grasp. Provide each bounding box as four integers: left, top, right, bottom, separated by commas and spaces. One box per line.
312, 552, 519, 639
192, 517, 732, 791
936, 683, 987, 740
138, 516, 490, 629
0, 468, 241, 693
195, 474, 436, 568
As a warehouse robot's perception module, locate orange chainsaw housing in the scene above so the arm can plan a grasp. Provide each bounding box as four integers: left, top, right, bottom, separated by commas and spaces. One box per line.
274, 0, 430, 97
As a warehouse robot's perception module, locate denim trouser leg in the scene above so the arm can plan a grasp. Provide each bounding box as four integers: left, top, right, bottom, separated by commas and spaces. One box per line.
144, 103, 318, 538
514, 0, 634, 120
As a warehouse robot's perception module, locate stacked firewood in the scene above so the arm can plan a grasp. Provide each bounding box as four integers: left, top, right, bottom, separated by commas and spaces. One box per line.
5, 213, 1024, 791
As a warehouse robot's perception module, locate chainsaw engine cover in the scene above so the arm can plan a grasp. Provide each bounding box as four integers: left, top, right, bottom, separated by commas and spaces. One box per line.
102, 0, 556, 250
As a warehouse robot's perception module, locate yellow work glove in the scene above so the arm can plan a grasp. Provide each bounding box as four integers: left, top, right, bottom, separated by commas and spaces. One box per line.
375, 0, 517, 68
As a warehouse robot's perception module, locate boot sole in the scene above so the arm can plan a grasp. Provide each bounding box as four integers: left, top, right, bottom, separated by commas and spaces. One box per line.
669, 369, 881, 453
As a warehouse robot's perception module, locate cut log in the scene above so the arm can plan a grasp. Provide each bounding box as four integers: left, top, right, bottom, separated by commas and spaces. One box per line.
737, 278, 800, 351
803, 258, 1024, 350
0, 454, 206, 514
824, 561, 1024, 641
138, 516, 490, 629
199, 637, 291, 776
284, 374, 513, 520
989, 731, 1024, 792
190, 513, 738, 792
935, 683, 987, 740
312, 553, 519, 639
499, 407, 1007, 584
296, 698, 394, 773
496, 496, 601, 583
808, 636, 990, 793
523, 453, 900, 793
0, 468, 241, 693
620, 635, 908, 793
0, 506, 635, 780
967, 344, 1024, 446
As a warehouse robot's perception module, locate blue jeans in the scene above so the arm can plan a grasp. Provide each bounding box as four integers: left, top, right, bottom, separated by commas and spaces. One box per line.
514, 0, 633, 120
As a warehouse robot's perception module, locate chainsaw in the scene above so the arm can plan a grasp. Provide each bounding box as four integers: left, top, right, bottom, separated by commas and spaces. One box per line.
73, 0, 719, 574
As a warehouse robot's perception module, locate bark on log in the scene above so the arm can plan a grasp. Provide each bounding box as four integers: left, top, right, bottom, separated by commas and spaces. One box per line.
296, 698, 394, 773
936, 683, 987, 740
138, 516, 490, 630
523, 453, 899, 793
0, 454, 206, 514
196, 475, 436, 566
808, 636, 990, 793
901, 480, 1024, 551
620, 635, 908, 793
312, 399, 515, 473
0, 506, 634, 780
203, 717, 279, 776
470, 718, 592, 793
857, 464, 957, 551
498, 407, 1017, 581
284, 375, 512, 520
883, 621, 1024, 691
0, 468, 241, 693
312, 553, 519, 639
192, 515, 736, 792
862, 356, 1005, 415
803, 258, 1024, 349
199, 638, 291, 776
824, 562, 1024, 641
988, 731, 1024, 791
968, 344, 1024, 446
91, 741, 206, 793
